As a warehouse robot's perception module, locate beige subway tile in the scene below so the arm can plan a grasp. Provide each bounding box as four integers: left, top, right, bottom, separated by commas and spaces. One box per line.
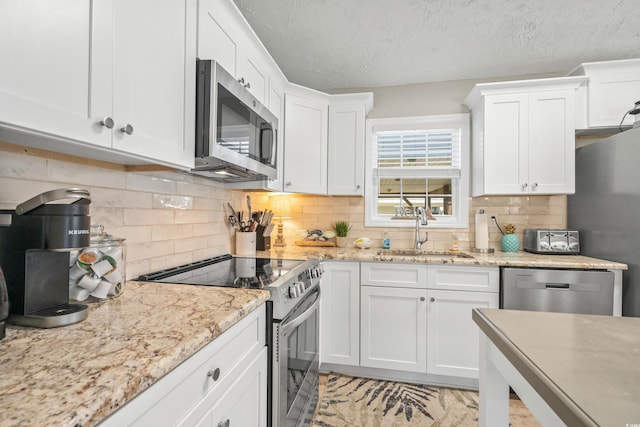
106, 226, 152, 244
176, 180, 212, 198
152, 194, 193, 210
0, 151, 48, 179
47, 159, 126, 189
91, 187, 152, 209
192, 197, 218, 211
124, 208, 174, 226
152, 224, 194, 241
91, 207, 125, 228
0, 177, 73, 207
174, 236, 210, 253
175, 210, 210, 224
149, 252, 194, 272
127, 241, 174, 262
126, 172, 176, 194
126, 259, 151, 280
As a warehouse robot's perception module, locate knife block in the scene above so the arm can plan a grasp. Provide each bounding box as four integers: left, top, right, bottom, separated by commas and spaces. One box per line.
256, 225, 271, 251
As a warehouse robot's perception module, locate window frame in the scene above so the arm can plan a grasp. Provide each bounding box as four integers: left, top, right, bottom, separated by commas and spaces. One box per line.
364, 114, 470, 228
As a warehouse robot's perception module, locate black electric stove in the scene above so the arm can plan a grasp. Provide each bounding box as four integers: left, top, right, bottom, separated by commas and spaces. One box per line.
135, 254, 322, 320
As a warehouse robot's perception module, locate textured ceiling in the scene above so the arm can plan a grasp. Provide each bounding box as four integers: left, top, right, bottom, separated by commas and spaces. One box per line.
232, 0, 640, 91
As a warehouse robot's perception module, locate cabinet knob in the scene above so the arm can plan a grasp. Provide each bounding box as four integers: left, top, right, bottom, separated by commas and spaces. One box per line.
98, 117, 114, 129
237, 77, 245, 85
207, 367, 221, 381
217, 420, 230, 427
420, 296, 426, 301
245, 82, 251, 89
285, 182, 292, 187
521, 183, 528, 190
531, 182, 538, 189
430, 297, 435, 302
356, 184, 361, 190
119, 124, 134, 135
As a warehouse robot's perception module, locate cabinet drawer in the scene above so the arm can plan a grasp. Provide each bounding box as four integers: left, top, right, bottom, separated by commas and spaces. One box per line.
361, 263, 428, 289
427, 265, 499, 292
101, 306, 266, 427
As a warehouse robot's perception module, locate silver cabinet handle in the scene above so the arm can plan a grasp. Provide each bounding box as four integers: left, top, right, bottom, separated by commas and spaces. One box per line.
285, 182, 292, 187
244, 81, 251, 89
120, 124, 134, 135
420, 296, 426, 301
207, 368, 220, 381
217, 420, 230, 427
531, 182, 538, 189
356, 184, 361, 190
430, 297, 435, 302
238, 77, 245, 85
98, 117, 114, 129
521, 183, 528, 190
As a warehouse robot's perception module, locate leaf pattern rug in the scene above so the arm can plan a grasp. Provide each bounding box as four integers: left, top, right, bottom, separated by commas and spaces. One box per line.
312, 373, 479, 427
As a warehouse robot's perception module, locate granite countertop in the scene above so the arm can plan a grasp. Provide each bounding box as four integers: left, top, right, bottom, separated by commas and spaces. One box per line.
473, 309, 640, 426
257, 247, 628, 270
0, 281, 270, 427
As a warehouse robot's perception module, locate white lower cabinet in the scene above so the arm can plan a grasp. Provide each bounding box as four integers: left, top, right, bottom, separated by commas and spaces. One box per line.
319, 262, 499, 384
185, 348, 267, 427
360, 285, 428, 373
426, 289, 498, 378
320, 262, 360, 366
100, 306, 266, 427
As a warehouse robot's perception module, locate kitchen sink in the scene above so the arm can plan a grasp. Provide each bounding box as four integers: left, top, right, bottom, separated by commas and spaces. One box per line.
377, 249, 474, 258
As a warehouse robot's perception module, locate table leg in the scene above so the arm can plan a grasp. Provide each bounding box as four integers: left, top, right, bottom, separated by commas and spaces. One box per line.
479, 330, 510, 427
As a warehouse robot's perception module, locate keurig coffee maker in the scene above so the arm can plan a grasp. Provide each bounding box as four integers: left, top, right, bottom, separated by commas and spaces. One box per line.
0, 188, 91, 328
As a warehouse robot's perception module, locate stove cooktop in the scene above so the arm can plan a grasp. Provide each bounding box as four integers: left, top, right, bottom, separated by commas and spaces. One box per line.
135, 254, 308, 289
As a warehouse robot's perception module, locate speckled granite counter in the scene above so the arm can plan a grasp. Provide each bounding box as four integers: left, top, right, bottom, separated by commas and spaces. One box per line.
473, 309, 640, 426
257, 247, 628, 270
0, 281, 270, 427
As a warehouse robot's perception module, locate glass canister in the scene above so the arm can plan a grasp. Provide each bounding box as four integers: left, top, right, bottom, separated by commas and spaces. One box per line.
69, 225, 126, 300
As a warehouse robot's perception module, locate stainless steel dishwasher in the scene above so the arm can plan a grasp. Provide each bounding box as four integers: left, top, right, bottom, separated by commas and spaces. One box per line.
501, 268, 615, 315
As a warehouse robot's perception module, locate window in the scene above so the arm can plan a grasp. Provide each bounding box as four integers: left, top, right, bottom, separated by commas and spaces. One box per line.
365, 114, 470, 228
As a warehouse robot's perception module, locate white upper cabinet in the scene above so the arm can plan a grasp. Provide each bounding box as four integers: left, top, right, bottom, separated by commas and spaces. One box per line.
283, 86, 330, 194
0, 0, 196, 169
0, 1, 109, 148
197, 0, 269, 105
109, 0, 196, 169
328, 93, 373, 196
569, 58, 640, 130
464, 78, 586, 196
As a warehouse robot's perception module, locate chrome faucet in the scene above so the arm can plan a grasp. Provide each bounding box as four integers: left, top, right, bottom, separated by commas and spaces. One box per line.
414, 207, 429, 250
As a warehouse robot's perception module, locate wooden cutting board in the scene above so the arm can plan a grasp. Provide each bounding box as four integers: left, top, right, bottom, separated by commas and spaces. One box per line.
295, 240, 336, 247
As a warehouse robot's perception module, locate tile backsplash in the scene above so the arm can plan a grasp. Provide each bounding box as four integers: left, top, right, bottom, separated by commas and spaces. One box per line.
0, 142, 566, 279
247, 192, 567, 252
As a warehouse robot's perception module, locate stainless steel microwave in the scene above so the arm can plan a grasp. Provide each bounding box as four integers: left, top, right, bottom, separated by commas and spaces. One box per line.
193, 59, 278, 181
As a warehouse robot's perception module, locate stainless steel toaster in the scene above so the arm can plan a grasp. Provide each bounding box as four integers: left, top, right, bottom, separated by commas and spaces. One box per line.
523, 229, 580, 254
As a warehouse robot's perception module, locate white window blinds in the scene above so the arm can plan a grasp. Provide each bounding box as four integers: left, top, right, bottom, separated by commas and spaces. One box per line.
376, 129, 461, 169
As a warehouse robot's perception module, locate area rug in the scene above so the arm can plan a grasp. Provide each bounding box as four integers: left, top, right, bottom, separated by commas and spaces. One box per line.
312, 373, 479, 427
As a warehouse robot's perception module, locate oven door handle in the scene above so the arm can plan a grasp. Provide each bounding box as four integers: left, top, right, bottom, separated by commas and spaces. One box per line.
281, 289, 320, 335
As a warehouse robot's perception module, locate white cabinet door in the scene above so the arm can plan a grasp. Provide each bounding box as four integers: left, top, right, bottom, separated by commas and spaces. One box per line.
111, 0, 195, 169
327, 104, 365, 195
187, 349, 268, 427
528, 90, 575, 194
283, 92, 329, 194
197, 0, 268, 105
426, 290, 498, 378
360, 286, 427, 373
0, 0, 110, 147
320, 262, 360, 366
482, 93, 529, 195
467, 79, 582, 196
0, 0, 195, 169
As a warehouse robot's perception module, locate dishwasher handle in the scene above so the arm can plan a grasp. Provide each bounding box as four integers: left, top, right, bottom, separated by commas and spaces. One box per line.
545, 282, 570, 289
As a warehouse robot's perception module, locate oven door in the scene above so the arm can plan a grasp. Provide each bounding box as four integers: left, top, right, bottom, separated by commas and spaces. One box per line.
274, 287, 320, 427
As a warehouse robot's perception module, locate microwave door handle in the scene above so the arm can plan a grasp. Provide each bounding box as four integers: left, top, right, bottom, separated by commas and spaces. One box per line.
281, 290, 320, 335
259, 126, 273, 162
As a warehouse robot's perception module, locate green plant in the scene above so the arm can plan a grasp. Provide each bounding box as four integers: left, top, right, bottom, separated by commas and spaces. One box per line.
331, 220, 351, 237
